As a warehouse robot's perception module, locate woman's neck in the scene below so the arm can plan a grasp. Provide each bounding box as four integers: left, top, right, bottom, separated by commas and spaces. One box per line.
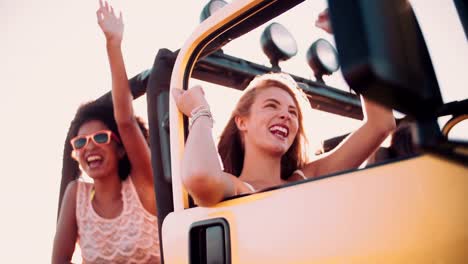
92, 173, 123, 203
239, 146, 283, 189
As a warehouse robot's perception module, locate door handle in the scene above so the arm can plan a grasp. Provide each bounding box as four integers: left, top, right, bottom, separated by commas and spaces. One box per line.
189, 218, 231, 264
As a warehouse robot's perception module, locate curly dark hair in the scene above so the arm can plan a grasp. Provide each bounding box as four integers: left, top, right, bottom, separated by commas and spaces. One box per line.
66, 100, 148, 181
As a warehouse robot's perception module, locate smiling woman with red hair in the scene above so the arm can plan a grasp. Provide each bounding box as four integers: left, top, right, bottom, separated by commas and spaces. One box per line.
172, 70, 396, 206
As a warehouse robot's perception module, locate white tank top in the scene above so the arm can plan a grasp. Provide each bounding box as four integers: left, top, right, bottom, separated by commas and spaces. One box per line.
76, 177, 160, 263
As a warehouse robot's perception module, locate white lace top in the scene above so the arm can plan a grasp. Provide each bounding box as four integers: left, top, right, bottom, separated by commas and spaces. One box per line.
76, 177, 160, 263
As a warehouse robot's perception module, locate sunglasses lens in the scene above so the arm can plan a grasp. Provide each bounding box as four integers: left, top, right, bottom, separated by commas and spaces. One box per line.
94, 132, 110, 144
73, 138, 87, 149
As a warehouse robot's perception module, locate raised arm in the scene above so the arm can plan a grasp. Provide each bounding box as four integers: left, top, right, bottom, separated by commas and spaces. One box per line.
172, 86, 235, 206
303, 96, 396, 177
97, 1, 154, 211
300, 9, 396, 177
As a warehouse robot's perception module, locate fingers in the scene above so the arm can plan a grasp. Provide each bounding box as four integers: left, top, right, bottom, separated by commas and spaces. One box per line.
318, 8, 329, 19
191, 85, 205, 95
315, 8, 332, 34
98, 0, 108, 14
314, 20, 323, 28
104, 1, 110, 12
97, 0, 123, 24
172, 88, 183, 96
97, 0, 106, 23
171, 88, 184, 102
172, 86, 207, 100
97, 0, 112, 14
318, 21, 332, 34
96, 10, 103, 23
171, 87, 210, 117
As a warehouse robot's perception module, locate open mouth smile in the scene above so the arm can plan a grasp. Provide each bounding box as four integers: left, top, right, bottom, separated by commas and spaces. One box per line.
86, 154, 104, 169
269, 124, 289, 139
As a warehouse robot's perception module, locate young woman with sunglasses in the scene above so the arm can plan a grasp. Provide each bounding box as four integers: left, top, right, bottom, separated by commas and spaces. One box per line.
52, 1, 159, 263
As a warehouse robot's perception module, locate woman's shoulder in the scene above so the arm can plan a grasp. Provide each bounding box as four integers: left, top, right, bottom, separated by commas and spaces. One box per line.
297, 157, 323, 179
289, 169, 308, 181
68, 178, 94, 208
64, 179, 93, 196
73, 178, 94, 191
227, 174, 255, 195
61, 180, 82, 211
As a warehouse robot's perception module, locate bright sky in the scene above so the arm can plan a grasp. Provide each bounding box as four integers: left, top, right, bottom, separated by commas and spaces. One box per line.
1, 0, 466, 262
1, 1, 209, 261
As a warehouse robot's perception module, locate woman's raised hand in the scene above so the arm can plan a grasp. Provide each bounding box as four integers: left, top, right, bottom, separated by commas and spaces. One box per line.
315, 8, 332, 34
172, 86, 210, 117
96, 0, 123, 46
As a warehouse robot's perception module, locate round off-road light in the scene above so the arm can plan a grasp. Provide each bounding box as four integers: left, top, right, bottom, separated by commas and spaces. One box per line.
200, 0, 228, 22
306, 38, 339, 82
260, 22, 298, 68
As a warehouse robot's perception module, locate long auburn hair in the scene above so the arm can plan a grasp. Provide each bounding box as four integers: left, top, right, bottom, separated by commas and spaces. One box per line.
217, 73, 310, 180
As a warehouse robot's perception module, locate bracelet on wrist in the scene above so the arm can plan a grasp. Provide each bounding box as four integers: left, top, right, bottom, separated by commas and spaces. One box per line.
189, 107, 214, 130
190, 105, 208, 117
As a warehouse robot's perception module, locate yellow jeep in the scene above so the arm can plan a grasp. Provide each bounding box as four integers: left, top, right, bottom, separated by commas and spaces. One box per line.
59, 0, 468, 263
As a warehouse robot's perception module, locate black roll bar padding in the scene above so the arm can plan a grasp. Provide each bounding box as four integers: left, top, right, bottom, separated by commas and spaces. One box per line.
437, 99, 468, 117
57, 70, 151, 220
199, 0, 304, 58
193, 51, 363, 120
146, 48, 179, 263
93, 69, 152, 106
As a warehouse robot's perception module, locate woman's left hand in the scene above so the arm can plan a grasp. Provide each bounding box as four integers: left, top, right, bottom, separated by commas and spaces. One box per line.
96, 0, 123, 46
172, 85, 210, 117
